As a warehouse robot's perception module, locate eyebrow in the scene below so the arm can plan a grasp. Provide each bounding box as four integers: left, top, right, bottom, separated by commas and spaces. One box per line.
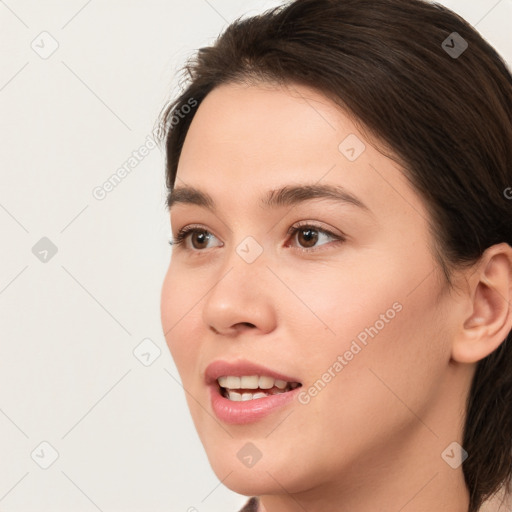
167, 183, 371, 214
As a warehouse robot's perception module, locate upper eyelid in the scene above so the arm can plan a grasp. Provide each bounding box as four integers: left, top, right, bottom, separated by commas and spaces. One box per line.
173, 222, 339, 238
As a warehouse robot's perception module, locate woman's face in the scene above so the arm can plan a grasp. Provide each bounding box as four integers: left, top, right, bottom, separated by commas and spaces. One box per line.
161, 82, 470, 502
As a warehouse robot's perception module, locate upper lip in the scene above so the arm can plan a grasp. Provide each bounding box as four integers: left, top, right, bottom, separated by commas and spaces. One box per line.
205, 359, 302, 386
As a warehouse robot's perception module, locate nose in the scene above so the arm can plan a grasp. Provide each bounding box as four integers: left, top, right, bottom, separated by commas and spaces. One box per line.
201, 246, 277, 337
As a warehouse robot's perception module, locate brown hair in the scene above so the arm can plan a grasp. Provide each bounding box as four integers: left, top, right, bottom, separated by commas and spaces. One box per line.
156, 1, 512, 510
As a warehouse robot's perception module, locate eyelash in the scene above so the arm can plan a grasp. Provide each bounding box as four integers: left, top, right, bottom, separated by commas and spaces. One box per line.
168, 221, 345, 254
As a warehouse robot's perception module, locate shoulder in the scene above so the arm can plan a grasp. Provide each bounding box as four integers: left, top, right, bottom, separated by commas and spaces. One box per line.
238, 497, 259, 512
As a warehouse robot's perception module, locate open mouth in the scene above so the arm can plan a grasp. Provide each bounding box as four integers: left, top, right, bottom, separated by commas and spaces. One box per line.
217, 375, 302, 401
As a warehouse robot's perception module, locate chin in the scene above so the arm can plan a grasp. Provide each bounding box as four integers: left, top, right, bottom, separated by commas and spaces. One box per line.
215, 467, 286, 497
205, 443, 311, 497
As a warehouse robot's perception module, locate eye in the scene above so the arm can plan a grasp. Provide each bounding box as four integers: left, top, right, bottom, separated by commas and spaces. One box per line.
169, 222, 345, 253
286, 222, 345, 252
169, 225, 222, 251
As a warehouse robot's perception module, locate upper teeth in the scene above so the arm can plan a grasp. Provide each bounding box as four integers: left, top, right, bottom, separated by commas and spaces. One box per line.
218, 375, 290, 389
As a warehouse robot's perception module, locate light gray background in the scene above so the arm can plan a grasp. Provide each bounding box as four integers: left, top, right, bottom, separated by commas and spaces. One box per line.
0, 1, 511, 511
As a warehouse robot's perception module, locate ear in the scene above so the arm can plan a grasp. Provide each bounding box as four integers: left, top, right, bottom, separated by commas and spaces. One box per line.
451, 243, 512, 364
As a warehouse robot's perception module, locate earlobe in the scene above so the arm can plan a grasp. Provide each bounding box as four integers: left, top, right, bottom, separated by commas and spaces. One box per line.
451, 244, 512, 364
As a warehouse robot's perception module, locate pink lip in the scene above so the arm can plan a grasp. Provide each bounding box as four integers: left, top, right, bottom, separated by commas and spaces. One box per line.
205, 359, 302, 425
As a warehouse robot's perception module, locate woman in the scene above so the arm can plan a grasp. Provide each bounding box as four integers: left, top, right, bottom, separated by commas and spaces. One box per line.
157, 0, 512, 510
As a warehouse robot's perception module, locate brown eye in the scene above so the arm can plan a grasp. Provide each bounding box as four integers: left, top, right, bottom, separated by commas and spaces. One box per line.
170, 223, 344, 254
288, 223, 343, 251
190, 230, 211, 249
170, 226, 222, 251
296, 227, 319, 248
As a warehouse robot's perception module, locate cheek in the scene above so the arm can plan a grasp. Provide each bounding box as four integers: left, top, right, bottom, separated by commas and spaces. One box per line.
284, 257, 449, 429
160, 264, 202, 381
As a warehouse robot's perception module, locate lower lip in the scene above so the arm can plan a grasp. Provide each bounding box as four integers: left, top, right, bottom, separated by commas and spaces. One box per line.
209, 384, 301, 425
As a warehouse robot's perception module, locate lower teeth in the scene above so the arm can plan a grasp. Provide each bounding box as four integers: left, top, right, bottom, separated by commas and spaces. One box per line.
221, 386, 297, 401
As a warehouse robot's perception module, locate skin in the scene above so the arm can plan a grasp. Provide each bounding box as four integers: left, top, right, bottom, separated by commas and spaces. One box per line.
160, 81, 512, 512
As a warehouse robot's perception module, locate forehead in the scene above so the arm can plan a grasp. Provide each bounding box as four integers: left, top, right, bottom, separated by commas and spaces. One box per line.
174, 81, 430, 231
177, 82, 360, 185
